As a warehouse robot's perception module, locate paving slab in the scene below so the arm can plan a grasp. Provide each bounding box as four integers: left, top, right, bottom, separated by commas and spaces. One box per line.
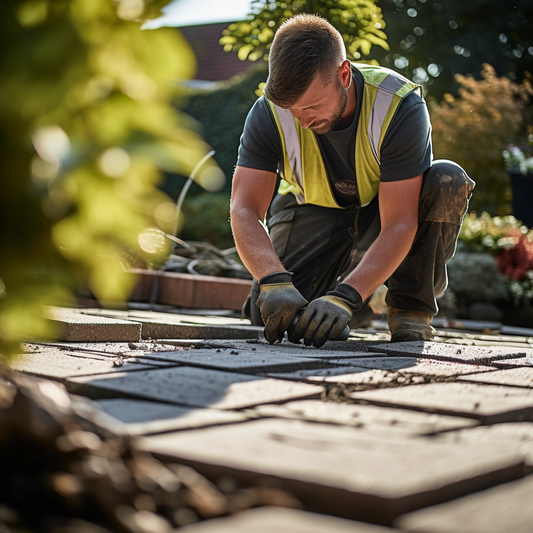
67, 367, 323, 409
427, 422, 533, 467
252, 400, 478, 435
492, 357, 533, 368
33, 341, 197, 356
371, 341, 528, 366
78, 398, 248, 436
260, 366, 371, 382
176, 506, 396, 533
45, 307, 141, 342
79, 308, 263, 340
459, 367, 533, 389
326, 357, 496, 376
137, 418, 523, 525
6, 350, 154, 379
350, 382, 533, 423
141, 349, 324, 374
396, 474, 533, 533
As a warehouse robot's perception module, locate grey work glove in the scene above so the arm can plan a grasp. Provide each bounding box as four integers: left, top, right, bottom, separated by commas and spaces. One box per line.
255, 271, 308, 344
288, 283, 362, 348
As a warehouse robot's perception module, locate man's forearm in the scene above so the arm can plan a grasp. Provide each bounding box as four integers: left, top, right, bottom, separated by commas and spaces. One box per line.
231, 207, 285, 280
343, 222, 416, 301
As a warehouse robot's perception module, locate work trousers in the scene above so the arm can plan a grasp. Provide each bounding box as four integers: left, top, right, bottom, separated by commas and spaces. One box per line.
247, 160, 475, 325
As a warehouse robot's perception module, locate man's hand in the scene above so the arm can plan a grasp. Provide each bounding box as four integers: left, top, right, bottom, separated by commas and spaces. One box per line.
288, 283, 362, 348
256, 272, 308, 344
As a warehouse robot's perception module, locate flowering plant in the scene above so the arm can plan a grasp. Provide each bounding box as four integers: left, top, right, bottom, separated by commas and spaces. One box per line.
502, 146, 533, 175
457, 212, 533, 307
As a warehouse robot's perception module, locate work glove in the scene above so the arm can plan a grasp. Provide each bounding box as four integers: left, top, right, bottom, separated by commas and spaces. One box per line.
288, 283, 363, 348
255, 271, 308, 344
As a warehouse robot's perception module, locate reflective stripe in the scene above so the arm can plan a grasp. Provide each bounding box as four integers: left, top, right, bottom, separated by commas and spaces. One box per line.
274, 105, 305, 203
367, 74, 406, 164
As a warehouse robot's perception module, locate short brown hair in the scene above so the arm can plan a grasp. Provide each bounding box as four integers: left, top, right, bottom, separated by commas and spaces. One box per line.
263, 14, 346, 108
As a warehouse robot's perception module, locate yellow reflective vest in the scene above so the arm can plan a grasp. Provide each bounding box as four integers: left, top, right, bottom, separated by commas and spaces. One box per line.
267, 63, 422, 208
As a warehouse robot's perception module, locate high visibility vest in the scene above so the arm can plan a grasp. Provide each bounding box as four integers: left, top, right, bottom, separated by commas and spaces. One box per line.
267, 63, 423, 207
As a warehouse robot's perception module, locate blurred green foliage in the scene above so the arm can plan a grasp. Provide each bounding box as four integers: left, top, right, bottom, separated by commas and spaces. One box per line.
0, 0, 217, 356
372, 0, 533, 101
220, 0, 388, 62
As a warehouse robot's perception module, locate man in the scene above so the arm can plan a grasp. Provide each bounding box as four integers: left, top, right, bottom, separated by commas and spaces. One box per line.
230, 14, 474, 348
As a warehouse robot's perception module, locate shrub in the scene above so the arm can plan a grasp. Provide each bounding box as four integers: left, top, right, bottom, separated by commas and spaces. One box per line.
430, 64, 532, 215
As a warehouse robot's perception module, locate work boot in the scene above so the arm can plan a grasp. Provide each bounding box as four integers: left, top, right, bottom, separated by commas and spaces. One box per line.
387, 306, 435, 342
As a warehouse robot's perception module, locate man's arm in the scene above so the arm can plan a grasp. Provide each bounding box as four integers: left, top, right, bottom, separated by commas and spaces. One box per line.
343, 174, 423, 300
230, 166, 283, 279
230, 165, 308, 343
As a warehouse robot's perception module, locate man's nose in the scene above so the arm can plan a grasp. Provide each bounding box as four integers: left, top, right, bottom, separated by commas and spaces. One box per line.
298, 110, 314, 129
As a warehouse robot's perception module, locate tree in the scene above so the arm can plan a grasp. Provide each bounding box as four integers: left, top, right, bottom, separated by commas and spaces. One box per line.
0, 0, 217, 356
220, 0, 389, 63
371, 0, 533, 101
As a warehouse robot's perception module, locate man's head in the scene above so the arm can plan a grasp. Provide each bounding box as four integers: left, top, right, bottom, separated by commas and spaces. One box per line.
264, 14, 347, 109
264, 14, 351, 134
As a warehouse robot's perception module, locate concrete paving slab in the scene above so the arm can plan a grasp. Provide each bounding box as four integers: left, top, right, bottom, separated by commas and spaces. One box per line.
137, 418, 523, 525
459, 367, 533, 389
351, 382, 533, 423
67, 367, 323, 409
79, 308, 251, 326
371, 341, 527, 366
252, 400, 478, 435
81, 398, 248, 436
427, 422, 533, 467
326, 357, 496, 376
141, 349, 324, 374
34, 341, 197, 356
176, 506, 396, 533
7, 351, 151, 379
492, 357, 533, 368
396, 474, 533, 533
45, 307, 141, 342
260, 366, 370, 382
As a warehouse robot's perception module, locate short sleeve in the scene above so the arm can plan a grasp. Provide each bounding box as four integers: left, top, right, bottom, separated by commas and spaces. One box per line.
379, 93, 433, 182
237, 97, 282, 173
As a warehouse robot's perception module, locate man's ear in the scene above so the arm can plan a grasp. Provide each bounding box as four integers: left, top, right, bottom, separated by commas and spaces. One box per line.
339, 59, 352, 89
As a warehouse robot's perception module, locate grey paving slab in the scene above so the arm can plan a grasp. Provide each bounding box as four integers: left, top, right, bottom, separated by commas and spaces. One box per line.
459, 367, 533, 389
371, 341, 528, 366
396, 474, 533, 533
326, 357, 496, 376
492, 357, 533, 368
351, 382, 533, 423
7, 351, 151, 379
137, 418, 523, 525
45, 307, 141, 342
79, 398, 247, 436
176, 507, 396, 533
68, 367, 323, 409
260, 366, 370, 382
79, 307, 263, 340
252, 400, 478, 435
427, 422, 533, 467
141, 349, 324, 374
32, 341, 196, 357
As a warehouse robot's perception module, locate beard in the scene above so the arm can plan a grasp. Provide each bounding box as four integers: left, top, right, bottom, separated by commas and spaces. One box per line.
309, 80, 349, 135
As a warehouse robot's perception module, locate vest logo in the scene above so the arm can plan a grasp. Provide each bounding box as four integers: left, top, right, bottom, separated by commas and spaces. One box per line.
334, 180, 358, 195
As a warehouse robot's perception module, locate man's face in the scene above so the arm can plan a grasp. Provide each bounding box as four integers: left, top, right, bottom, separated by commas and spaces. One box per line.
288, 72, 349, 134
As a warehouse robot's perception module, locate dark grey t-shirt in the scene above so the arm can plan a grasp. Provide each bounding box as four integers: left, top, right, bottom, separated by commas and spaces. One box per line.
237, 67, 433, 207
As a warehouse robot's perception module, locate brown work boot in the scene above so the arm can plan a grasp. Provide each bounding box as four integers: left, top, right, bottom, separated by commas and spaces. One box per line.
387, 306, 435, 342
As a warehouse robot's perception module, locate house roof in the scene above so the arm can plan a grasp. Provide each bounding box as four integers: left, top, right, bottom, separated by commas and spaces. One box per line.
180, 22, 264, 82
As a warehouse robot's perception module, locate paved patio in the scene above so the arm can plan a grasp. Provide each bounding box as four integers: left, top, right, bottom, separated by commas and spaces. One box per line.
4, 306, 533, 532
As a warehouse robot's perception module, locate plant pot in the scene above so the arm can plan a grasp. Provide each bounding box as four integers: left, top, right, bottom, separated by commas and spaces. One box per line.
509, 170, 533, 227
